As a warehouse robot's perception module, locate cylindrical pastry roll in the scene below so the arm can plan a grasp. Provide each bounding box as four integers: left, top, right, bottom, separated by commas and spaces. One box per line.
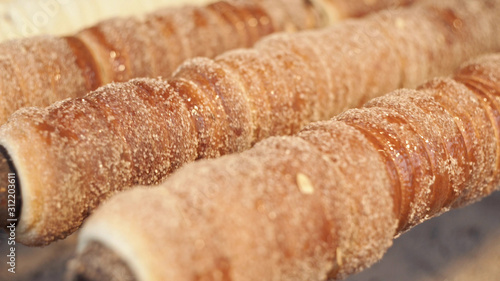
0, 0, 415, 124
70, 53, 500, 281
0, 0, 313, 124
1, 0, 499, 246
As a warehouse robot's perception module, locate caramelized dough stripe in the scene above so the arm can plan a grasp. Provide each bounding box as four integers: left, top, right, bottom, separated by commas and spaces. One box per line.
419, 79, 489, 206
206, 1, 248, 49
132, 80, 198, 174
281, 36, 326, 122
172, 76, 226, 159
209, 1, 258, 48
244, 2, 275, 40
231, 1, 271, 46
257, 41, 315, 134
190, 7, 221, 58
453, 78, 500, 188
400, 96, 454, 219
364, 91, 479, 229
356, 104, 438, 231
419, 83, 470, 208
81, 90, 135, 183
215, 50, 272, 142
131, 80, 196, 179
145, 10, 187, 76
63, 36, 102, 91
76, 26, 127, 83
172, 63, 231, 158
415, 77, 497, 216
97, 24, 131, 81
168, 78, 209, 158
184, 59, 252, 152
340, 110, 416, 231
338, 70, 500, 230
339, 121, 403, 226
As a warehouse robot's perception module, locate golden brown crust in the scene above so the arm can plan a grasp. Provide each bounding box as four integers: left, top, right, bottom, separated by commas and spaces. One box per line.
2, 0, 500, 246
0, 0, 325, 124
0, 37, 88, 112
0, 0, 420, 124
75, 53, 500, 281
63, 36, 103, 91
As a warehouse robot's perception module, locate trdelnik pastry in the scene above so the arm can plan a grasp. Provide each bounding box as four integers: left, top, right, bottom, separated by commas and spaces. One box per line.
1, 0, 499, 246
0, 0, 416, 123
72, 53, 500, 281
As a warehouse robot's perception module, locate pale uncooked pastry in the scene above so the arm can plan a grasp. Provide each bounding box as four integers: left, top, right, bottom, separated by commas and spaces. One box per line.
1, 0, 498, 246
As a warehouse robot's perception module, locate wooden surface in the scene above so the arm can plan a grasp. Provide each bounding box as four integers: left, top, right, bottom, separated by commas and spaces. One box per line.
0, 191, 498, 281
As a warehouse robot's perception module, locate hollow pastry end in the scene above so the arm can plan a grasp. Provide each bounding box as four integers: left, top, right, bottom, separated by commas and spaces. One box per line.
0, 145, 21, 230
67, 241, 137, 281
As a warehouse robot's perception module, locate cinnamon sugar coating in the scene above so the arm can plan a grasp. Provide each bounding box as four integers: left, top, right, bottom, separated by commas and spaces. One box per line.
0, 0, 319, 124
2, 0, 500, 246
0, 0, 416, 124
75, 53, 500, 281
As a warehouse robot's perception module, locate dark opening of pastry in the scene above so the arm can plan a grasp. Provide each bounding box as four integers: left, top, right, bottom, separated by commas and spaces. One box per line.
0, 145, 21, 229
69, 242, 137, 281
